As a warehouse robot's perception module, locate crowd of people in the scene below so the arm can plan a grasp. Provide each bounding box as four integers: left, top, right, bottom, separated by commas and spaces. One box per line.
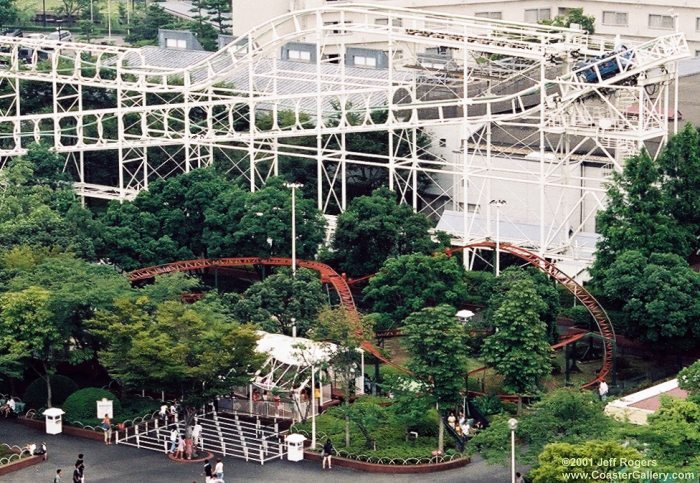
446, 411, 482, 438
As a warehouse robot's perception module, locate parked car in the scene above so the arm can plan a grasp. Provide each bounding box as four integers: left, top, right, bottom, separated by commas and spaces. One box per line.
575, 48, 634, 83
46, 30, 72, 42
2, 29, 23, 38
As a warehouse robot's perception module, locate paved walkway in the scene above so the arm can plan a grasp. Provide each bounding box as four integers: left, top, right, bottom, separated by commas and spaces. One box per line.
0, 419, 515, 482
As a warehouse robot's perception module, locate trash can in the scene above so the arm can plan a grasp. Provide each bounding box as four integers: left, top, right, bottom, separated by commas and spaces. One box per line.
43, 408, 65, 435
286, 433, 306, 462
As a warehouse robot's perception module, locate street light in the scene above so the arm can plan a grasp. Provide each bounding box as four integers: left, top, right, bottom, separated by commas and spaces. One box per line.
310, 364, 317, 449
284, 182, 303, 276
508, 418, 518, 483
489, 199, 507, 276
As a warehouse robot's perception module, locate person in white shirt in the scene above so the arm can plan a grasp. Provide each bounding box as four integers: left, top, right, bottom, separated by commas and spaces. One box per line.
192, 421, 203, 449
169, 429, 179, 453
214, 458, 224, 481
598, 380, 609, 401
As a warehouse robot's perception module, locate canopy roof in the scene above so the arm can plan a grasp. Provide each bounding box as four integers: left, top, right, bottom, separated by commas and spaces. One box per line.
256, 331, 337, 367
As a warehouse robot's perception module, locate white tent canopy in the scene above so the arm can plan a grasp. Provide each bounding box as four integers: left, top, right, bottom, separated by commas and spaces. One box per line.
255, 331, 337, 367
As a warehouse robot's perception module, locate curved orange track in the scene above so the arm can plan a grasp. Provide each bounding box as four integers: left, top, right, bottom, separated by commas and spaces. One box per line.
128, 257, 404, 372
128, 243, 615, 387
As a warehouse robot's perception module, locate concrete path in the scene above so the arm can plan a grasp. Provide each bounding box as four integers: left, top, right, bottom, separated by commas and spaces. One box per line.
0, 419, 515, 482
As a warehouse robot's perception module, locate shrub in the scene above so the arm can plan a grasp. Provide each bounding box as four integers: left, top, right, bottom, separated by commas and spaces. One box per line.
63, 388, 122, 426
23, 375, 79, 409
473, 395, 503, 416
405, 408, 439, 437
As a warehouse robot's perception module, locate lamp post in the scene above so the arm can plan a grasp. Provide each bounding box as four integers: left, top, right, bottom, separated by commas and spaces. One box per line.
489, 199, 507, 276
310, 364, 317, 449
508, 418, 518, 483
284, 182, 303, 276
42, 0, 46, 28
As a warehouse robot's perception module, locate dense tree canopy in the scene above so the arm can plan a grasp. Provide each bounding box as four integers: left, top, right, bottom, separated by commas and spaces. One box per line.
482, 278, 552, 393
402, 304, 469, 452
328, 188, 442, 277
600, 250, 700, 346
363, 253, 467, 331
470, 389, 611, 464
88, 296, 263, 404
592, 150, 693, 283
230, 268, 327, 336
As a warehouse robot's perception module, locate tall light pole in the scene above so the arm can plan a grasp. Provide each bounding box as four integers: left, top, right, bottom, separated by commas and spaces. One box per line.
284, 182, 303, 276
310, 364, 317, 449
490, 199, 507, 276
508, 418, 518, 483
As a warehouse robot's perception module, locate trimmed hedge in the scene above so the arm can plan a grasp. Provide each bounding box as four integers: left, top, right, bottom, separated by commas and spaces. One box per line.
63, 388, 122, 426
23, 375, 79, 409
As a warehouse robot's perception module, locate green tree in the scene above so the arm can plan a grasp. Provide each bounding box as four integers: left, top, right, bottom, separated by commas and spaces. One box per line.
482, 278, 551, 393
530, 440, 643, 483
229, 177, 326, 260
600, 250, 700, 346
0, 287, 64, 407
641, 397, 700, 473
591, 151, 693, 284
0, 0, 18, 28
486, 267, 560, 343
88, 297, 264, 405
329, 187, 441, 277
678, 360, 700, 397
308, 307, 372, 448
541, 8, 596, 34
470, 389, 611, 463
97, 168, 231, 269
8, 255, 133, 335
0, 158, 97, 258
658, 123, 700, 255
231, 268, 327, 336
203, 0, 230, 33
402, 304, 469, 452
363, 253, 467, 331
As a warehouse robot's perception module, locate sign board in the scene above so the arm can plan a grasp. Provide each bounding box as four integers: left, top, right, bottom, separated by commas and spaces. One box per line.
96, 398, 113, 419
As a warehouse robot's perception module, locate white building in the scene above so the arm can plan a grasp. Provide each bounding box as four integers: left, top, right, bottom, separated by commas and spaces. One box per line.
233, 0, 700, 55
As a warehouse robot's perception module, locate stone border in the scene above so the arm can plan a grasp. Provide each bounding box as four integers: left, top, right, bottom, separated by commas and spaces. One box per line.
0, 453, 42, 477
303, 451, 469, 474
18, 417, 104, 441
167, 451, 214, 464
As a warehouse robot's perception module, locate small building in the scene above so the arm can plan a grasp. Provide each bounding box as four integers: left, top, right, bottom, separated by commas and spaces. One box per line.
604, 379, 688, 425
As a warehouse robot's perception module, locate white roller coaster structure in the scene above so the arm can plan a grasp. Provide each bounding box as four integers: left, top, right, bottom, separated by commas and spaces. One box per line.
0, 4, 689, 264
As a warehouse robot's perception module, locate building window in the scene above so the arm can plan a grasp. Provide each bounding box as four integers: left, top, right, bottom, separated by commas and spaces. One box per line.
288, 49, 311, 61
375, 17, 402, 27
353, 55, 377, 67
696, 50, 700, 57
524, 8, 551, 23
324, 21, 351, 35
648, 14, 675, 30
439, 138, 447, 147
475, 12, 502, 20
602, 11, 628, 27
696, 18, 700, 32
165, 38, 187, 49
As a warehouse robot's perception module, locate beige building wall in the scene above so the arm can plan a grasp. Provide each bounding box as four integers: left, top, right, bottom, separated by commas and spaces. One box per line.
232, 0, 700, 54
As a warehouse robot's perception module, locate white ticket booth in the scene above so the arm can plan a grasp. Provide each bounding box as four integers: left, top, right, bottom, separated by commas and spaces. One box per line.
286, 433, 306, 462
43, 408, 65, 435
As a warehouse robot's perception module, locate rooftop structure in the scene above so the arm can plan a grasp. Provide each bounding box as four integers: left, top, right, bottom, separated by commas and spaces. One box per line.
604, 379, 688, 425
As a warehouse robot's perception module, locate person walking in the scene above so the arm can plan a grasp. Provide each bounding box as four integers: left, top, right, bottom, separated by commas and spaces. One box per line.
598, 380, 609, 402
515, 471, 525, 483
101, 414, 112, 445
322, 439, 333, 469
174, 436, 184, 459
203, 459, 212, 481
192, 420, 203, 450
53, 468, 62, 483
214, 458, 224, 481
169, 428, 179, 454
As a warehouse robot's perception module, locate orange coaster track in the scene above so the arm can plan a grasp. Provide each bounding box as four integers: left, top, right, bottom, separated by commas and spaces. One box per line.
445, 242, 615, 388
128, 243, 614, 388
128, 257, 401, 371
